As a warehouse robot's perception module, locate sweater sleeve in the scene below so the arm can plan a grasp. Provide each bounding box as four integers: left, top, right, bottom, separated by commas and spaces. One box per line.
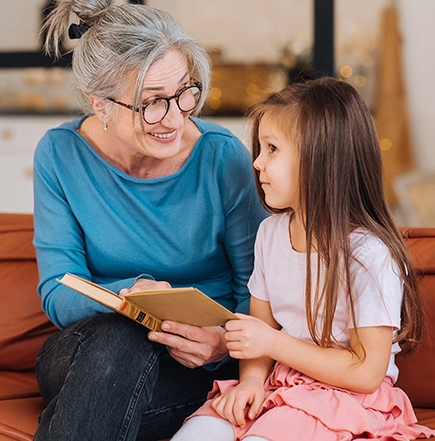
33, 132, 151, 329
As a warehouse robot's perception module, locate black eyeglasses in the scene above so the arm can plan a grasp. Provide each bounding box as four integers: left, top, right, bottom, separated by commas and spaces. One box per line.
107, 78, 202, 125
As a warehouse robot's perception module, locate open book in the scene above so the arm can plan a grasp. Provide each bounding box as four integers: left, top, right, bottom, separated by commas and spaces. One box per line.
57, 273, 238, 332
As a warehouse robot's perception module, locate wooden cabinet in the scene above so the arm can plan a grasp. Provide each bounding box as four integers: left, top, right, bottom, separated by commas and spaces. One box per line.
0, 116, 68, 213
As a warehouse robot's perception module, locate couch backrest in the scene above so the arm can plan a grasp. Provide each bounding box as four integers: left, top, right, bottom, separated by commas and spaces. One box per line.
0, 213, 57, 371
396, 227, 435, 408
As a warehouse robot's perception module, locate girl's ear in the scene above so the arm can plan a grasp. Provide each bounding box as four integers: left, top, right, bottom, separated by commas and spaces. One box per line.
89, 95, 108, 122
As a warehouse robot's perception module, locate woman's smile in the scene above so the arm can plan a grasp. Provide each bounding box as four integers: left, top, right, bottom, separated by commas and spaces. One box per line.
148, 129, 178, 142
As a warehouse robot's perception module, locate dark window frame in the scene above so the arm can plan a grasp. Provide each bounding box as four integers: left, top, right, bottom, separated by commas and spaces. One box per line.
0, 0, 145, 69
0, 0, 333, 76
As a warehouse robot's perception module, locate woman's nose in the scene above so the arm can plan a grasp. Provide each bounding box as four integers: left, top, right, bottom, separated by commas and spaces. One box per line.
162, 99, 184, 128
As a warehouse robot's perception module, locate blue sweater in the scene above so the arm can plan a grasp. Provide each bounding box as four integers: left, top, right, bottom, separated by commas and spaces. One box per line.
33, 116, 267, 330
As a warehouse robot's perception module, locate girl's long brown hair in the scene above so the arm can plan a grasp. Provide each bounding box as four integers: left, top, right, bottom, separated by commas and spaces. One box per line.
249, 77, 423, 356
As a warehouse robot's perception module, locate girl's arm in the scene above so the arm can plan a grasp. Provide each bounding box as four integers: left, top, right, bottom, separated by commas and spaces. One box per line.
211, 297, 280, 427
273, 326, 393, 393
226, 317, 393, 394
238, 296, 279, 385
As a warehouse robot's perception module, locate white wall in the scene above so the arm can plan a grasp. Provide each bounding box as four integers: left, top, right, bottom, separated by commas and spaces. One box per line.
150, 0, 435, 170
149, 0, 312, 63
398, 0, 435, 170
0, 0, 434, 169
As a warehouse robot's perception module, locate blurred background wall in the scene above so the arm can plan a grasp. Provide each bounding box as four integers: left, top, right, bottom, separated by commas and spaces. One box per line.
0, 0, 434, 225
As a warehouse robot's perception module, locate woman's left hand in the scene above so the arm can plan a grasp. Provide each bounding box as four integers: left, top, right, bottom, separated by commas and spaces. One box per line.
148, 323, 228, 368
224, 313, 277, 360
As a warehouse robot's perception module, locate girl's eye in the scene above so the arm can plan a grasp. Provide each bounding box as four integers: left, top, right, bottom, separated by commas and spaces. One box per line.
269, 144, 277, 153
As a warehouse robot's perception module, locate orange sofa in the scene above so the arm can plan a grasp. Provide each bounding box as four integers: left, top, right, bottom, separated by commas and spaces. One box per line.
0, 213, 434, 441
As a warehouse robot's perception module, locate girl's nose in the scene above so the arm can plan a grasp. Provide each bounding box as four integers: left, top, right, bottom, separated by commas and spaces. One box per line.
253, 154, 264, 171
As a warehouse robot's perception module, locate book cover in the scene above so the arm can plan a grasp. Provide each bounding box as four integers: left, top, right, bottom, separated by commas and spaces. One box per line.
57, 273, 237, 332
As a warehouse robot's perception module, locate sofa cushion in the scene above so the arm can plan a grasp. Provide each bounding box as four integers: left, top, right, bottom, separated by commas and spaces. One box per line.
0, 215, 433, 441
0, 396, 44, 441
396, 228, 435, 408
0, 372, 41, 441
0, 372, 40, 401
0, 214, 57, 371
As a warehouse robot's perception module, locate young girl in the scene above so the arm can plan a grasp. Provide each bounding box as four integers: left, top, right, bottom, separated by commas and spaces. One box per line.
170, 77, 435, 441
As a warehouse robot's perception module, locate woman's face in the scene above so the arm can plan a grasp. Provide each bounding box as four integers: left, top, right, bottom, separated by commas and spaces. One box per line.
110, 49, 194, 161
253, 113, 300, 210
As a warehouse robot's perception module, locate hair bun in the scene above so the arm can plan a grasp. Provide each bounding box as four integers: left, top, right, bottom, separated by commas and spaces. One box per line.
68, 21, 90, 40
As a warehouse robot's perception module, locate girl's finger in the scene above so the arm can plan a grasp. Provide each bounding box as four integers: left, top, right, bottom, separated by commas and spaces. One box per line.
228, 349, 245, 359
224, 319, 246, 331
233, 396, 248, 428
224, 331, 240, 341
226, 340, 242, 351
248, 392, 264, 420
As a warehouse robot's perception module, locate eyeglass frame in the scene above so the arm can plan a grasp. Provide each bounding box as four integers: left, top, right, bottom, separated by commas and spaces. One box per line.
106, 78, 203, 125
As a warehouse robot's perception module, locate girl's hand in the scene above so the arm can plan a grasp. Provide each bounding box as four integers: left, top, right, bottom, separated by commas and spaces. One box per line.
224, 314, 278, 359
211, 377, 264, 428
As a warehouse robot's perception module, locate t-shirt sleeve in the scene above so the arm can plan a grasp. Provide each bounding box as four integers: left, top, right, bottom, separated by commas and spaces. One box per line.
247, 220, 269, 302
350, 237, 403, 330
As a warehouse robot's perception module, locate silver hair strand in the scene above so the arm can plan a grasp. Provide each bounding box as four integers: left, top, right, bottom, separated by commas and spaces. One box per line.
41, 0, 211, 123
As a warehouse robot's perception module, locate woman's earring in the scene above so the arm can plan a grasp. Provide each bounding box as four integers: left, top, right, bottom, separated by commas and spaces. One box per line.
103, 121, 108, 132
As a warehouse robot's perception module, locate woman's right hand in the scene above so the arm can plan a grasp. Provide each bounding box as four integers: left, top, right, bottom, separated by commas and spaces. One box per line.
211, 377, 264, 428
119, 278, 171, 298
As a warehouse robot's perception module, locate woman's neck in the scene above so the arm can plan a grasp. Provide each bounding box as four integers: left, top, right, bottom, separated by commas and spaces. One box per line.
77, 116, 201, 179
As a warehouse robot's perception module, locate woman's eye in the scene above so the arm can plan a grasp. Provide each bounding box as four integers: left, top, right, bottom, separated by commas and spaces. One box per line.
147, 99, 161, 107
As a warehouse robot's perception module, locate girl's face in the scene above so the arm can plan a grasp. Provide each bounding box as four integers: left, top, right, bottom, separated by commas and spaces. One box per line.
253, 114, 300, 210
109, 49, 193, 161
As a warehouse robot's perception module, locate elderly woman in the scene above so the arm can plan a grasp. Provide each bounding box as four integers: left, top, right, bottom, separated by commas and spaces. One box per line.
33, 1, 266, 440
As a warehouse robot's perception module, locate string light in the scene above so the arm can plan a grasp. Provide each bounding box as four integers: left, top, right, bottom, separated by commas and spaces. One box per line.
340, 65, 353, 78
380, 138, 393, 151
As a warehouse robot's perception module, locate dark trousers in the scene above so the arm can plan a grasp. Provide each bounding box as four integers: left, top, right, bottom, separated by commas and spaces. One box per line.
34, 313, 238, 441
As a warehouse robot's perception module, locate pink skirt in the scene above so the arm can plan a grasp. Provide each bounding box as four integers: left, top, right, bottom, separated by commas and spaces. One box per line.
188, 362, 435, 441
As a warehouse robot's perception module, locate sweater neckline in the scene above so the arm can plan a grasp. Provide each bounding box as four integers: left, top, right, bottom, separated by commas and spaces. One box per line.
68, 115, 205, 184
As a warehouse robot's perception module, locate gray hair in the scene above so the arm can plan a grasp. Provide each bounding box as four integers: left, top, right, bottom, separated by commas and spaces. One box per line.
42, 0, 211, 124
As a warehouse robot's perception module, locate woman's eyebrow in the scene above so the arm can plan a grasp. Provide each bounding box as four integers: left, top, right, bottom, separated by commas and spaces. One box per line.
142, 71, 190, 92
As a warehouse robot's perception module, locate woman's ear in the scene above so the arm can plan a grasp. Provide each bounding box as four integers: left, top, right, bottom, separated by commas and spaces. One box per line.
89, 95, 108, 122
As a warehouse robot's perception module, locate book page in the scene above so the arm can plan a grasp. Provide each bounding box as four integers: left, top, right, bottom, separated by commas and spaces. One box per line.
57, 273, 122, 310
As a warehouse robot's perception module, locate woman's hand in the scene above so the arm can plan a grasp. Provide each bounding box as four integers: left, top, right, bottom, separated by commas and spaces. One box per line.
120, 279, 228, 368
148, 323, 228, 369
119, 278, 172, 297
224, 313, 278, 360
211, 377, 264, 428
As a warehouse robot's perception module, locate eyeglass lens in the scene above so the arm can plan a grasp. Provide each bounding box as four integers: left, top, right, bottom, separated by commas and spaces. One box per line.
144, 86, 201, 124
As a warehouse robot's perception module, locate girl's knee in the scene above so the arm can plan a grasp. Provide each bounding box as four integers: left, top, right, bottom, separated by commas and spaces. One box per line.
171, 416, 234, 441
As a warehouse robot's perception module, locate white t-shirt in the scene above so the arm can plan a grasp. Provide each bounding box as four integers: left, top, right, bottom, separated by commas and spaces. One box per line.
248, 213, 404, 382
